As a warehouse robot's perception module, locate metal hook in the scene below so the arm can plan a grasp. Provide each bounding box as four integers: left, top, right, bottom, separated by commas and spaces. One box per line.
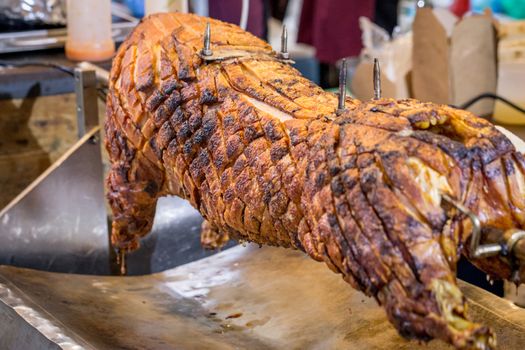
201, 22, 212, 57
373, 58, 381, 100
277, 25, 290, 60
336, 58, 347, 116
442, 194, 502, 259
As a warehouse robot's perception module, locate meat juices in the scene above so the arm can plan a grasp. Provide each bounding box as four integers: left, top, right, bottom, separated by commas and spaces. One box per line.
106, 13, 525, 349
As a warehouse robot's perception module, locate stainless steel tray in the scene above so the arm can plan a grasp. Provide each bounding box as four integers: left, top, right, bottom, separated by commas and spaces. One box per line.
1, 245, 525, 349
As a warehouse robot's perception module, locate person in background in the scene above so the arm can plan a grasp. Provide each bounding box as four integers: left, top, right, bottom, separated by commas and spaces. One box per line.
298, 0, 375, 68
375, 0, 400, 34
208, 0, 268, 39
297, 0, 399, 88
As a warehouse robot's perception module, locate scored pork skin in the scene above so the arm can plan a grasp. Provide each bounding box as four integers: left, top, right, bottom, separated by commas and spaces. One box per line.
105, 13, 525, 349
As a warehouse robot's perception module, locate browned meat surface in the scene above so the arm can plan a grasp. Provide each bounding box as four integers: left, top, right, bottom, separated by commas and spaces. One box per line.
105, 13, 525, 349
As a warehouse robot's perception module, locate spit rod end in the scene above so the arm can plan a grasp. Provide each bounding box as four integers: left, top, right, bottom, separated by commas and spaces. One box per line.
373, 58, 381, 100
336, 58, 347, 116
201, 22, 213, 57
278, 24, 290, 60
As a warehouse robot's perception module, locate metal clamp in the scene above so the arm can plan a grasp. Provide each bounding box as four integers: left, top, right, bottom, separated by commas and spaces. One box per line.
504, 229, 525, 261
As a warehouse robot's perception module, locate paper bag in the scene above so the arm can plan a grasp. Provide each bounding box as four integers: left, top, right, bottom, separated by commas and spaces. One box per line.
450, 16, 497, 116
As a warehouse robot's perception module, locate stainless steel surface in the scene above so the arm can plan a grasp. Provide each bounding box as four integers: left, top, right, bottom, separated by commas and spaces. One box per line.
0, 0, 66, 26
74, 68, 99, 138
0, 128, 110, 274
336, 58, 347, 115
1, 245, 525, 350
0, 22, 135, 54
126, 195, 235, 275
0, 61, 220, 275
0, 121, 224, 275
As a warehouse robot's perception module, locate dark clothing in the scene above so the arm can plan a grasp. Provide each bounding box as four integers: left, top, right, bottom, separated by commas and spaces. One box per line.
208, 0, 267, 39
374, 0, 399, 34
298, 0, 375, 64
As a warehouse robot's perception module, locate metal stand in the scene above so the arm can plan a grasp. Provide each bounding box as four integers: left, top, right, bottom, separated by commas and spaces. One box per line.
0, 66, 110, 274
0, 128, 110, 274
0, 65, 222, 275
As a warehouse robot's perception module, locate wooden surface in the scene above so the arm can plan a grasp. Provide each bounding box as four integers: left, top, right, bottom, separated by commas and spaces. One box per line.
1, 245, 525, 349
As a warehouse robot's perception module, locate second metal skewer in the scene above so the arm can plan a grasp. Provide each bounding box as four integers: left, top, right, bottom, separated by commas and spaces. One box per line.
201, 22, 212, 57
373, 58, 381, 100
336, 58, 347, 116
277, 25, 290, 60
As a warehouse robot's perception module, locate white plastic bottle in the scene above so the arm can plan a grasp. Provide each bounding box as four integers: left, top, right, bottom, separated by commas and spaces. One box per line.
65, 0, 115, 62
397, 0, 417, 34
145, 0, 188, 15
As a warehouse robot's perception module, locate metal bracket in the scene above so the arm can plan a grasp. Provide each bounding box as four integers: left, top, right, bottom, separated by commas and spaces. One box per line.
0, 127, 111, 274
198, 50, 251, 62
78, 61, 110, 86
74, 68, 99, 139
198, 49, 294, 65
198, 22, 293, 65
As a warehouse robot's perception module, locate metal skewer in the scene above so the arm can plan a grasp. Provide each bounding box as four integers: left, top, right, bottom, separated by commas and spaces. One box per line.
201, 22, 212, 57
373, 58, 381, 100
336, 58, 347, 116
277, 25, 290, 60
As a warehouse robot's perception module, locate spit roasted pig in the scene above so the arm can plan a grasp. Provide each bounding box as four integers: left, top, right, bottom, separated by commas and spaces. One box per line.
105, 13, 525, 349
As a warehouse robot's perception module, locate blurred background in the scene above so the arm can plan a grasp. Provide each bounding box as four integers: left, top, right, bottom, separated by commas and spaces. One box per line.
1, 0, 525, 299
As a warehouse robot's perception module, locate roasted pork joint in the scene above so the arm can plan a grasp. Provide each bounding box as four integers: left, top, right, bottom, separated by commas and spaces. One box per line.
105, 13, 525, 350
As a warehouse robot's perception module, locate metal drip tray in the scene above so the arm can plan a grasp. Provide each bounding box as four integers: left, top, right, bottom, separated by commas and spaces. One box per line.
1, 245, 525, 350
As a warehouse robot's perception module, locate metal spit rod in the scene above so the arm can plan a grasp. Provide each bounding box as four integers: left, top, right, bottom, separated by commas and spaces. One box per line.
442, 194, 525, 271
